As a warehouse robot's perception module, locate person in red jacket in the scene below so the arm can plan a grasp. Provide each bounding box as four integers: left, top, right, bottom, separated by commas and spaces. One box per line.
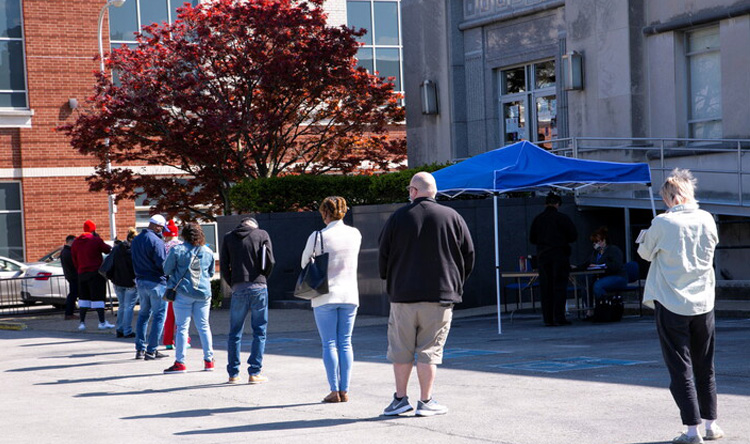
71, 220, 113, 331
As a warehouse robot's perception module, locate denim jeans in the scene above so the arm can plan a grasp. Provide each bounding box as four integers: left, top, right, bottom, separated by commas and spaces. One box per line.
114, 285, 138, 335
313, 303, 357, 392
593, 275, 628, 300
227, 286, 268, 377
173, 293, 213, 364
135, 281, 167, 354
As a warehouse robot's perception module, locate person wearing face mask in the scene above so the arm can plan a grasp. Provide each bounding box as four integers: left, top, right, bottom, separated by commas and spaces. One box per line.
579, 226, 627, 318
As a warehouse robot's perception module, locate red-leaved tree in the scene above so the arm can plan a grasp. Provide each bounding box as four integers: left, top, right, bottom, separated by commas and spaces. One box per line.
60, 0, 406, 219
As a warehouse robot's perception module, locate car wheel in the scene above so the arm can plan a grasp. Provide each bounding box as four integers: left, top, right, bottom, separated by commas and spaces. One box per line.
20, 292, 36, 306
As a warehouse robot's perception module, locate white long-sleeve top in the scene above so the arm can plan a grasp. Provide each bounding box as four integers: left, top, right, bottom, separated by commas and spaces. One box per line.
301, 219, 362, 308
637, 203, 718, 316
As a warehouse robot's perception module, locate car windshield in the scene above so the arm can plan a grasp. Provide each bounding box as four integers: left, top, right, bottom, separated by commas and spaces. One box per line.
38, 247, 63, 263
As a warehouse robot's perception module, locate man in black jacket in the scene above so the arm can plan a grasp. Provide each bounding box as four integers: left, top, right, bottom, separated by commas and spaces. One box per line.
61, 235, 78, 320
378, 172, 475, 417
529, 192, 578, 326
220, 217, 275, 384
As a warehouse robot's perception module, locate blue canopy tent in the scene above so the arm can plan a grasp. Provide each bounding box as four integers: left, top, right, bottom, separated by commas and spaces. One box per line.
432, 141, 655, 332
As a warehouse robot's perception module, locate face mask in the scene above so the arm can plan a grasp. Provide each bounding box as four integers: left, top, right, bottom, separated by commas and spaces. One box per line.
593, 243, 599, 250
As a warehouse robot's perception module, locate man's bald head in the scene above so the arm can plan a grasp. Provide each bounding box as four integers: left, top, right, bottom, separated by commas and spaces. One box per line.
410, 172, 438, 199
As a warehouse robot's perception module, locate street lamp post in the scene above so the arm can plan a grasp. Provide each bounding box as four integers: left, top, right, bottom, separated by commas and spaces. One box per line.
97, 0, 126, 241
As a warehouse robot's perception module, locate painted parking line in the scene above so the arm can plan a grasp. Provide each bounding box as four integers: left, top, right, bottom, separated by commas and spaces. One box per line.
491, 356, 653, 373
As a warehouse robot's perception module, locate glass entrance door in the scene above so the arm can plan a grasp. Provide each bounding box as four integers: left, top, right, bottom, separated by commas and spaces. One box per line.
502, 99, 528, 144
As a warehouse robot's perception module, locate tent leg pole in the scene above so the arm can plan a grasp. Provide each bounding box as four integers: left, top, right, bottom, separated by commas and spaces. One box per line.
648, 186, 657, 217
494, 194, 502, 334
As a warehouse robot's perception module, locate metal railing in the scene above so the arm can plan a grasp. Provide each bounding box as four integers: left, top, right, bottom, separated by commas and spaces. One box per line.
541, 136, 750, 215
0, 274, 116, 316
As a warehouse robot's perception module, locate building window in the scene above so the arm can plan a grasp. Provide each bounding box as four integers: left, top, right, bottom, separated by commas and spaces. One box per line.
498, 60, 557, 147
686, 26, 721, 139
0, 182, 24, 261
347, 0, 403, 93
109, 0, 200, 46
0, 0, 27, 109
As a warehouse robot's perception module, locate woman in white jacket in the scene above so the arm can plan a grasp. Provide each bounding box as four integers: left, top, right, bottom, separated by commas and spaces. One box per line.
638, 169, 723, 444
301, 196, 362, 403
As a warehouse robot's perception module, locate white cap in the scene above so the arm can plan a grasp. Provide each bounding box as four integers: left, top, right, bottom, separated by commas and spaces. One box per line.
149, 214, 167, 227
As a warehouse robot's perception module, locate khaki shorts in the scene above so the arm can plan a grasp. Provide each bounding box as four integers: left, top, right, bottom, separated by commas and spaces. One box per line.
387, 302, 453, 365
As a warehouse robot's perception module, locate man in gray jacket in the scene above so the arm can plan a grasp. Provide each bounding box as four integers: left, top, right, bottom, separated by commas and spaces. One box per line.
221, 217, 275, 384
378, 172, 475, 417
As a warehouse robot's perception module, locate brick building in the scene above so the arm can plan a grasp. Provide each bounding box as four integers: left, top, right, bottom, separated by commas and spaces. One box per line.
0, 0, 404, 262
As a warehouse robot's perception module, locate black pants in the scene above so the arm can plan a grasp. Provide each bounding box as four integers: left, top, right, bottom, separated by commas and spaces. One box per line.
64, 278, 78, 316
655, 302, 717, 425
537, 253, 570, 325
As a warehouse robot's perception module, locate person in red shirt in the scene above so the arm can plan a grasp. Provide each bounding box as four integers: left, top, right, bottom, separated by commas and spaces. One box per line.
71, 220, 113, 331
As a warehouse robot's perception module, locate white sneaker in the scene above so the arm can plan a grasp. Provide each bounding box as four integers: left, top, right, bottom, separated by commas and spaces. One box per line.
415, 398, 449, 417
98, 321, 115, 330
77, 323, 86, 331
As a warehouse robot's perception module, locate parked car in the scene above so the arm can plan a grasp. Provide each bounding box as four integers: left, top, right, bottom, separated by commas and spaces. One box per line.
21, 241, 116, 309
0, 256, 28, 305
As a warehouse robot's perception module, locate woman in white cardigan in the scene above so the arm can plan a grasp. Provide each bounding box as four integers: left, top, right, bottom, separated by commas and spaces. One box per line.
301, 196, 362, 403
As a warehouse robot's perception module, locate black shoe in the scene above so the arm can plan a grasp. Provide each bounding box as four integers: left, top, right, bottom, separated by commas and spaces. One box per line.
116, 331, 124, 338
135, 350, 145, 360
123, 332, 136, 338
145, 350, 169, 361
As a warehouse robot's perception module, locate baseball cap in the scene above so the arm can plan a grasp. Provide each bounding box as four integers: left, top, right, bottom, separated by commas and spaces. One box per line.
149, 215, 167, 227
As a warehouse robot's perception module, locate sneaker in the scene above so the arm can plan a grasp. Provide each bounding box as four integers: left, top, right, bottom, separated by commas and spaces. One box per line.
248, 374, 269, 384
705, 425, 724, 441
415, 398, 449, 417
98, 321, 115, 330
135, 350, 146, 360
204, 359, 215, 371
165, 345, 174, 350
77, 323, 86, 331
164, 362, 187, 374
383, 393, 414, 416
227, 376, 241, 384
144, 350, 169, 361
673, 433, 704, 444
116, 331, 124, 338
123, 332, 136, 338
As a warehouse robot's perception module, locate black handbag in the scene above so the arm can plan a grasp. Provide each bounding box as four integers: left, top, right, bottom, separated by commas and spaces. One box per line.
294, 231, 329, 300
164, 248, 199, 302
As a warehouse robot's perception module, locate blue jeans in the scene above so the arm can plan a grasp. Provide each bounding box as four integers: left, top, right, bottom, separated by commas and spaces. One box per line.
173, 293, 213, 364
313, 303, 358, 392
227, 286, 268, 377
135, 281, 167, 354
115, 285, 138, 335
593, 275, 628, 300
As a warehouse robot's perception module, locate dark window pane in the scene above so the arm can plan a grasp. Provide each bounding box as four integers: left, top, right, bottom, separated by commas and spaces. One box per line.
0, 92, 26, 107
0, 213, 23, 257
375, 48, 400, 91
0, 182, 21, 211
502, 67, 525, 94
534, 60, 555, 89
0, 40, 25, 90
374, 2, 399, 45
0, 0, 22, 38
200, 224, 217, 253
356, 47, 373, 73
170, 0, 199, 22
109, 0, 138, 41
347, 1, 372, 45
141, 0, 169, 29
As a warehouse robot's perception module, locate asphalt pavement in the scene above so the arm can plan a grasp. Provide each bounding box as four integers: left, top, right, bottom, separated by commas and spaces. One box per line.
1, 306, 748, 444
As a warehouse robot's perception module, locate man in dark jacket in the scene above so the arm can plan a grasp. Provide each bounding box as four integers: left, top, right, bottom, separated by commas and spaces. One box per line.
131, 215, 168, 360
220, 217, 275, 384
109, 228, 138, 338
71, 220, 113, 331
61, 235, 78, 320
378, 172, 475, 417
529, 192, 578, 327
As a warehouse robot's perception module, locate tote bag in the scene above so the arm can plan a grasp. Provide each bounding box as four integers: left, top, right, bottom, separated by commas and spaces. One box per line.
294, 231, 329, 300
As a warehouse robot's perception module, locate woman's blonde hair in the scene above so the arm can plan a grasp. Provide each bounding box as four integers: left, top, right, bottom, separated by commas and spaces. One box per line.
126, 227, 137, 241
660, 168, 697, 205
319, 196, 348, 221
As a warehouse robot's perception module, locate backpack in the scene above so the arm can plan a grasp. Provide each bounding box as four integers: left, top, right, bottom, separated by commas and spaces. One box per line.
593, 294, 624, 323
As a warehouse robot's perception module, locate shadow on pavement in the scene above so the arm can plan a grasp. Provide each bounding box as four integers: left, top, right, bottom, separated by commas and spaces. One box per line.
76, 381, 245, 398
123, 403, 323, 420
174, 415, 408, 435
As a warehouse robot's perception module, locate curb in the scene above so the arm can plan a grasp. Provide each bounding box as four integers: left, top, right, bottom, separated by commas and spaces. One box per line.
0, 322, 27, 331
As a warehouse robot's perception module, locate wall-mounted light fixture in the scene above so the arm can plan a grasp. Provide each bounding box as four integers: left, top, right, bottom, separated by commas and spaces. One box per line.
68, 98, 78, 109
562, 51, 584, 90
420, 80, 439, 115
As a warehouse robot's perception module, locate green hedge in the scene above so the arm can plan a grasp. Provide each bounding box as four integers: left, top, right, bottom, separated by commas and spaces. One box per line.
229, 165, 448, 213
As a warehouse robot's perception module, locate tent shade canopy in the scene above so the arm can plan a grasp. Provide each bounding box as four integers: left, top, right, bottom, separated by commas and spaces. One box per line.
433, 141, 652, 196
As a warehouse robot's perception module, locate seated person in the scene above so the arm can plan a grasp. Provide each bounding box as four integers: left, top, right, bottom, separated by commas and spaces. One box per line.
578, 226, 627, 316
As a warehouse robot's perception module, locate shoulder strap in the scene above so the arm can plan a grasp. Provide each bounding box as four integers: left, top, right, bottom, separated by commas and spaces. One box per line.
317, 230, 325, 254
